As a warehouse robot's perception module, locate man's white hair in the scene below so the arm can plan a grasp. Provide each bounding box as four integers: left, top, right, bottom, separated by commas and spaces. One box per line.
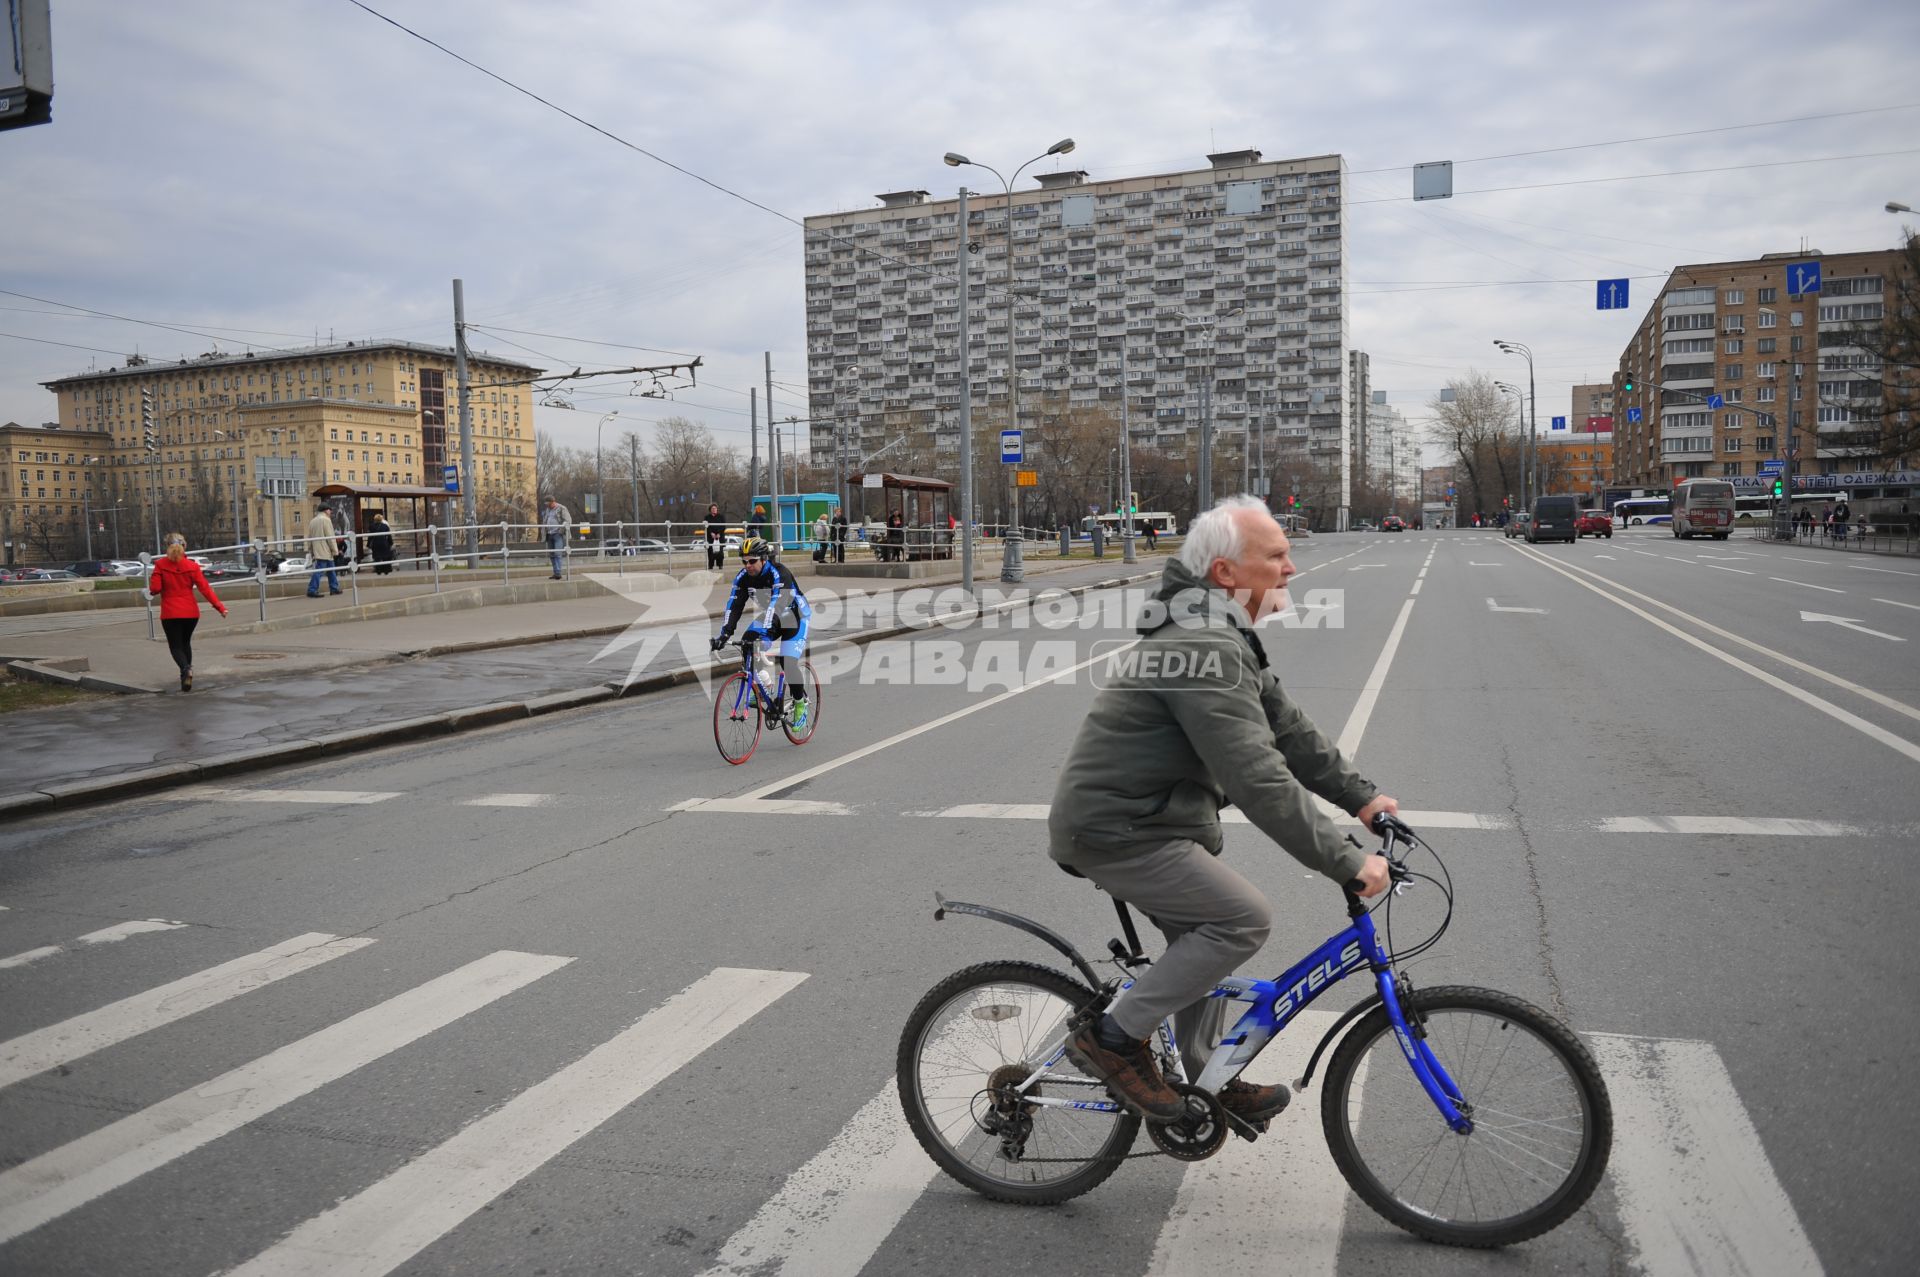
1178, 495, 1277, 576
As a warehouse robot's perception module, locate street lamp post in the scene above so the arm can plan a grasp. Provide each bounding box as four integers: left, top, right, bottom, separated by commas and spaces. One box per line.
1494, 340, 1538, 507
1494, 381, 1528, 509
945, 137, 1075, 584
595, 410, 619, 547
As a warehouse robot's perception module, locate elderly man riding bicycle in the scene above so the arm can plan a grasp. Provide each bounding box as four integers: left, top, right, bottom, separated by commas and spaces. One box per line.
1050, 495, 1398, 1122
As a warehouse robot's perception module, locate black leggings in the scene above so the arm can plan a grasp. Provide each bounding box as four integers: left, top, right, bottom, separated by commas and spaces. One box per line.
161, 616, 198, 675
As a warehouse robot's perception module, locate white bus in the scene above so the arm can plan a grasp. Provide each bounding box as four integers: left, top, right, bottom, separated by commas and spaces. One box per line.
1612, 496, 1669, 525
1091, 511, 1178, 538
1670, 478, 1736, 540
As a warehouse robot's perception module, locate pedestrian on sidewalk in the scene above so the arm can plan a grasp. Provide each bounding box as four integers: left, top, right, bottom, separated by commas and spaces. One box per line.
367, 511, 396, 575
1143, 520, 1158, 551
1833, 497, 1851, 543
703, 503, 727, 571
148, 532, 227, 692
831, 508, 848, 564
542, 496, 572, 579
306, 505, 341, 597
747, 504, 768, 542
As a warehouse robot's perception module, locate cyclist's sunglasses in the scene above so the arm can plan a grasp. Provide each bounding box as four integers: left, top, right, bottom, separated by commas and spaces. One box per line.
741, 555, 764, 566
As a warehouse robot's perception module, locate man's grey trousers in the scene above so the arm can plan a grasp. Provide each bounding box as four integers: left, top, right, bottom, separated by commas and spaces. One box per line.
1064, 838, 1273, 1078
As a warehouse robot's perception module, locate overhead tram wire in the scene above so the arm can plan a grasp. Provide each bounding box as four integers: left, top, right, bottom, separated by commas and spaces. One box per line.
1345, 146, 1920, 205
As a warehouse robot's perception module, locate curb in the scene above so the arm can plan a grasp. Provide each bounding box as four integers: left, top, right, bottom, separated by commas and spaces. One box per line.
0, 568, 1162, 820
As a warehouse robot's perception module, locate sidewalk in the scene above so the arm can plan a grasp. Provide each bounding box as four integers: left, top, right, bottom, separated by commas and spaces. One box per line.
0, 553, 1172, 816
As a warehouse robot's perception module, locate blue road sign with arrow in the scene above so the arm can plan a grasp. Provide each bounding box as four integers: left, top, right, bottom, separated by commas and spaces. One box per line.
1787, 260, 1822, 295
1707, 394, 1725, 409
1596, 278, 1630, 310
1551, 416, 1567, 430
1626, 408, 1642, 423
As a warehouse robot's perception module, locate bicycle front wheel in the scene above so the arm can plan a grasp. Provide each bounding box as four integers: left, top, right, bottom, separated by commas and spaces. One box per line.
712, 671, 762, 765
780, 659, 820, 744
898, 961, 1140, 1206
1320, 986, 1611, 1248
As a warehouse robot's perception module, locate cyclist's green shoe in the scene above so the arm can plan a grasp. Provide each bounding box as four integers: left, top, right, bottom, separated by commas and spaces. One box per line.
1218, 1077, 1291, 1122
788, 696, 809, 729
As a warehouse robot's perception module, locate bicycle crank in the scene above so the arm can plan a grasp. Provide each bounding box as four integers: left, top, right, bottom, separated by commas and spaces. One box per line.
1145, 1083, 1228, 1162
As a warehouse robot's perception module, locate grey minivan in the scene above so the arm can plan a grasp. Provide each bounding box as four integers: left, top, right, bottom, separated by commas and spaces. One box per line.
1526, 495, 1579, 543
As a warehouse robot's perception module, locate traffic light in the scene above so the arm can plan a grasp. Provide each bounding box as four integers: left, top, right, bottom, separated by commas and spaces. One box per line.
1772, 478, 1785, 499
140, 388, 156, 452
1621, 374, 1635, 393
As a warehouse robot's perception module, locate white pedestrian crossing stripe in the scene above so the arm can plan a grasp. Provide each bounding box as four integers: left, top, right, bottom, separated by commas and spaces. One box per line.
0, 918, 185, 970
0, 928, 1826, 1274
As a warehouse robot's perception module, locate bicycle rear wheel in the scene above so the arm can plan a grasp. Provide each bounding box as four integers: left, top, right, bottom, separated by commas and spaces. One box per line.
1320, 985, 1611, 1248
780, 659, 820, 744
898, 961, 1139, 1205
712, 671, 762, 765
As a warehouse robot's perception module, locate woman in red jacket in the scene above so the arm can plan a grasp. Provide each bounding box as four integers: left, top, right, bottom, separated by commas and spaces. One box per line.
147, 533, 227, 691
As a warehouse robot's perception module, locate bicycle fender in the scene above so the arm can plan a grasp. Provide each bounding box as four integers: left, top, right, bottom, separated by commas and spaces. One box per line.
933, 893, 1104, 990
1293, 992, 1385, 1092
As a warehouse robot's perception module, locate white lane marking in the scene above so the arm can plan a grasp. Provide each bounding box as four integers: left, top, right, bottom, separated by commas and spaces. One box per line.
0, 949, 570, 1245
1409, 579, 1422, 595
1662, 556, 1695, 564
1148, 1009, 1345, 1276
1800, 611, 1904, 642
1770, 577, 1845, 593
1589, 1034, 1823, 1277
461, 794, 557, 807
1347, 563, 1386, 571
926, 805, 1859, 835
1598, 815, 1864, 836
1486, 598, 1548, 613
0, 933, 375, 1089
1514, 545, 1920, 727
698, 1078, 931, 1277
1701, 564, 1755, 575
1876, 597, 1920, 612
1633, 550, 1660, 558
736, 637, 1139, 803
186, 788, 402, 805
1467, 561, 1505, 567
1335, 597, 1416, 762
227, 966, 807, 1277
1780, 555, 1826, 564
1852, 563, 1920, 576
1594, 554, 1617, 560
0, 919, 187, 970
668, 798, 853, 816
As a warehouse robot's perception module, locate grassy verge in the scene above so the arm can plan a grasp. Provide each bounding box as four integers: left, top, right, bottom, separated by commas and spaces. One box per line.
0, 672, 108, 713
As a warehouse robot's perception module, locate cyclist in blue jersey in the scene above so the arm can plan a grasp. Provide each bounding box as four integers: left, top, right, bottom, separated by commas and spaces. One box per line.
711, 538, 812, 722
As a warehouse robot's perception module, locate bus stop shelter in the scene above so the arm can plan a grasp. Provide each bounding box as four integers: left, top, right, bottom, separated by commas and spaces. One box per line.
848, 472, 955, 560
312, 482, 459, 562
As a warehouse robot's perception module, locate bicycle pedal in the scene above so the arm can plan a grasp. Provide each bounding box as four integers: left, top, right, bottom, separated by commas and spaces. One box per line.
1222, 1109, 1265, 1142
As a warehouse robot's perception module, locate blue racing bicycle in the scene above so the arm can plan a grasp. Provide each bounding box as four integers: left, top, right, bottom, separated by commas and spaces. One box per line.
897, 813, 1612, 1248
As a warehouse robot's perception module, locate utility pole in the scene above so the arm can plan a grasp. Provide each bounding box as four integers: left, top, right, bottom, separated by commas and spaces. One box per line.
765, 352, 781, 549
956, 185, 975, 595
629, 435, 640, 524
1120, 342, 1135, 564
453, 278, 479, 567
141, 386, 160, 554
748, 386, 759, 500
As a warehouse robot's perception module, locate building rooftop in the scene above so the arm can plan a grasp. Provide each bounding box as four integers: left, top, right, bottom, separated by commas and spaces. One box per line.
41, 338, 541, 390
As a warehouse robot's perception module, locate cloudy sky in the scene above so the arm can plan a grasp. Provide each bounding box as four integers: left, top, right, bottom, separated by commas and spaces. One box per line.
5, 0, 1917, 463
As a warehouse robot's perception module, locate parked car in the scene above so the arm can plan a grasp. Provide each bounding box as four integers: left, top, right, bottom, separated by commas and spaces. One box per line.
109, 560, 146, 577
65, 559, 118, 577
273, 556, 313, 575
1503, 512, 1531, 539
14, 568, 79, 581
1575, 509, 1613, 539
683, 533, 743, 553
1380, 516, 1406, 532
601, 537, 675, 557
202, 559, 254, 579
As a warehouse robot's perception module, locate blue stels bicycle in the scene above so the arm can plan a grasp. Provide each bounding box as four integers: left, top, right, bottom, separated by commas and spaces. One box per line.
712, 630, 819, 765
896, 814, 1613, 1248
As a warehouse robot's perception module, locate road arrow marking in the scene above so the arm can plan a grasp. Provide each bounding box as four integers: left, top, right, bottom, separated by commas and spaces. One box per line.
1487, 598, 1548, 614
1801, 611, 1904, 641
1593, 554, 1617, 560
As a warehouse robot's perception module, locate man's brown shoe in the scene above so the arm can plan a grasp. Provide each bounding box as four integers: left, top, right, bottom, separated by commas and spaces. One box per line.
1218, 1077, 1291, 1122
1065, 1022, 1182, 1120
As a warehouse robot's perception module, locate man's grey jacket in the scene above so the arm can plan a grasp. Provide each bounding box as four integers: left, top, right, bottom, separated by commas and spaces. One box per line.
1048, 558, 1376, 884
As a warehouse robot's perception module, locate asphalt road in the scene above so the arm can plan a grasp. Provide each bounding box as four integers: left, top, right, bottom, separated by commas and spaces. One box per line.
2, 527, 1915, 1276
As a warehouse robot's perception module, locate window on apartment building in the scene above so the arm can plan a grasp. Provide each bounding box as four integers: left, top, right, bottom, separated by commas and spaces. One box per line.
1723, 436, 1743, 452
1756, 337, 1776, 353
1758, 386, 1776, 403
1721, 462, 1743, 476
1757, 311, 1777, 328
1724, 338, 1743, 354
1723, 364, 1743, 380
1755, 435, 1775, 451
1757, 287, 1777, 304
1757, 361, 1776, 379
1724, 289, 1744, 305
1789, 311, 1803, 326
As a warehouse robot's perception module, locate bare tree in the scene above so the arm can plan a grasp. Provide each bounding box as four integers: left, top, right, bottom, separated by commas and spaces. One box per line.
1426, 374, 1522, 520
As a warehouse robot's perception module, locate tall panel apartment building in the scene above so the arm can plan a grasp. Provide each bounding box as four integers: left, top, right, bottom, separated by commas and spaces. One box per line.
802, 149, 1354, 521
1611, 248, 1901, 493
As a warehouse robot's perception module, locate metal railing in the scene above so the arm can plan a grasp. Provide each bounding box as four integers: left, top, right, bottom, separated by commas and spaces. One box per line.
1752, 517, 1920, 556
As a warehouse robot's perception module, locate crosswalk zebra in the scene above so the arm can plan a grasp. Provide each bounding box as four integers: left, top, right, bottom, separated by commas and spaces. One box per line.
0, 914, 1825, 1275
